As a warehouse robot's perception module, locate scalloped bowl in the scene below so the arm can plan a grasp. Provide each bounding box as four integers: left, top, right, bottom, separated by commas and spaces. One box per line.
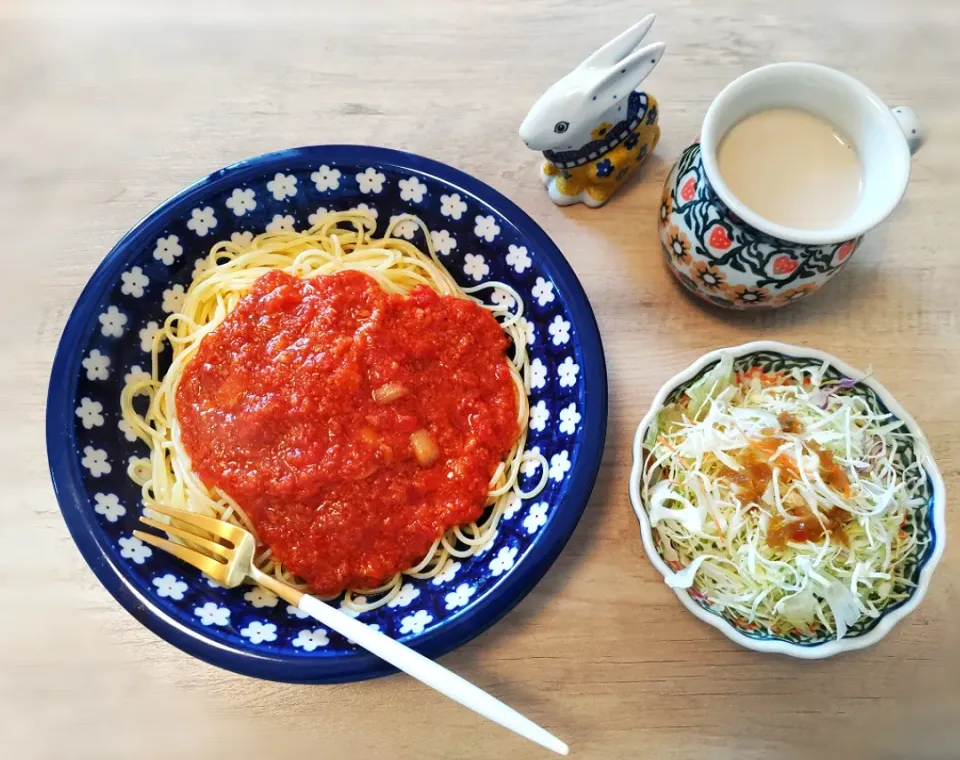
47, 145, 607, 682
628, 341, 945, 658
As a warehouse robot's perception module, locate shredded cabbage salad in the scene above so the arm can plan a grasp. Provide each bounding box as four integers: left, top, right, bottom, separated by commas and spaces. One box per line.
642, 353, 929, 640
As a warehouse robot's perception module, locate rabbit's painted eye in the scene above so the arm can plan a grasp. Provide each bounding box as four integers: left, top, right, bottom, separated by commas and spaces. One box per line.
553, 121, 569, 134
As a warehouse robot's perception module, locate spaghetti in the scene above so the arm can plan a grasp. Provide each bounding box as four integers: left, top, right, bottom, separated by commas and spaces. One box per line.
121, 210, 548, 611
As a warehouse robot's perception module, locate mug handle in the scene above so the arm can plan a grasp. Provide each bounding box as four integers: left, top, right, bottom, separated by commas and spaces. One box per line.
891, 106, 924, 154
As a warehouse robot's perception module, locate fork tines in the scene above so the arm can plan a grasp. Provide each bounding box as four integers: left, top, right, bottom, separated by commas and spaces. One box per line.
133, 504, 242, 580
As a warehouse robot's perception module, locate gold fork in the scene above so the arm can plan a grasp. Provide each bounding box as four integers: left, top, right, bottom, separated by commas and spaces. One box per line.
135, 505, 568, 756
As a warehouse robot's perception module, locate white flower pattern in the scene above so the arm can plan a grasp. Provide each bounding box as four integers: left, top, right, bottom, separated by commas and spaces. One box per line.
231, 230, 254, 247
93, 492, 125, 522
81, 446, 111, 477
440, 193, 467, 220
523, 319, 536, 346
558, 356, 580, 388
503, 492, 522, 519
244, 587, 278, 608
529, 400, 549, 432
286, 604, 311, 620
430, 229, 456, 256
152, 573, 187, 600
520, 446, 542, 477
266, 172, 297, 200
351, 202, 379, 220
387, 582, 420, 608
558, 403, 581, 435
549, 450, 571, 481
75, 397, 104, 429
98, 306, 127, 338
356, 167, 386, 194
489, 546, 518, 577
241, 621, 278, 644
531, 277, 555, 306
120, 266, 149, 298
82, 349, 110, 381
311, 165, 342, 192
194, 602, 230, 626
186, 206, 217, 237
193, 256, 214, 279
463, 253, 489, 281
153, 235, 182, 265
431, 559, 461, 585
118, 535, 151, 564
523, 502, 549, 534
128, 456, 150, 474
162, 284, 186, 314
548, 315, 571, 346
398, 176, 427, 203
388, 215, 417, 240
530, 358, 547, 390
506, 244, 532, 273
139, 321, 160, 352
266, 214, 295, 233
292, 628, 329, 651
444, 583, 476, 610
399, 609, 433, 635
118, 418, 136, 442
124, 364, 150, 387
225, 188, 257, 216
490, 288, 515, 310
307, 206, 329, 226
473, 214, 500, 242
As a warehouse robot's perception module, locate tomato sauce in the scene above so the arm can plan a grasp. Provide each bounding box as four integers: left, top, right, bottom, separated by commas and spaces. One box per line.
175, 270, 520, 596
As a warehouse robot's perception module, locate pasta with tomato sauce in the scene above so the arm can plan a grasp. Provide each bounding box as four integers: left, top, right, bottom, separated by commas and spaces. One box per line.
121, 211, 547, 611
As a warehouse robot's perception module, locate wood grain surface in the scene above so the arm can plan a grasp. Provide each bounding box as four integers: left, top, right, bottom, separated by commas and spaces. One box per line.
2, 1, 958, 758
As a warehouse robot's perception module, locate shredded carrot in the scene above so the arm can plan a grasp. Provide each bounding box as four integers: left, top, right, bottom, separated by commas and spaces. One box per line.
707, 502, 726, 541
657, 435, 677, 453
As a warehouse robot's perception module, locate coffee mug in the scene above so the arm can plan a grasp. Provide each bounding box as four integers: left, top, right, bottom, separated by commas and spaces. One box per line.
659, 62, 923, 309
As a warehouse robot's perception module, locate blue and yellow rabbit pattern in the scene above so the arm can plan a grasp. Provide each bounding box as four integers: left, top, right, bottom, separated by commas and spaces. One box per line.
542, 91, 660, 206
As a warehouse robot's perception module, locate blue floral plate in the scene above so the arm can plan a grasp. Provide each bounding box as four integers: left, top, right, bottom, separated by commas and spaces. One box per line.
47, 146, 607, 683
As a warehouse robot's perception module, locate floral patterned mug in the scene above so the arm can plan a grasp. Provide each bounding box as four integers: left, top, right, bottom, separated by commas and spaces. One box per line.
660, 63, 923, 309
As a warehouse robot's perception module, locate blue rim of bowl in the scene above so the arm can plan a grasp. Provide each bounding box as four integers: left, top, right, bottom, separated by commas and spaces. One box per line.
628, 341, 946, 658
46, 145, 608, 683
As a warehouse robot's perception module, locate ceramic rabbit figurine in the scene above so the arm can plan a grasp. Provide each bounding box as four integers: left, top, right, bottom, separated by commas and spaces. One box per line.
519, 14, 665, 208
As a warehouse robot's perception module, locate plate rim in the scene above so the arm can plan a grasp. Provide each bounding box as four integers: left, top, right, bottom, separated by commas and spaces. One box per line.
46, 144, 608, 682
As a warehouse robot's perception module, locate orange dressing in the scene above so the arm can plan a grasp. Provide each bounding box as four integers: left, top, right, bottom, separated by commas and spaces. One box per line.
814, 446, 850, 496
767, 506, 851, 549
718, 412, 853, 549
777, 411, 803, 434
749, 436, 799, 478
722, 449, 773, 505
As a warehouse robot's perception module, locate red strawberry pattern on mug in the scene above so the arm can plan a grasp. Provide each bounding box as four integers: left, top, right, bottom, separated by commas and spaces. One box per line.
837, 241, 857, 261
707, 226, 732, 251
771, 255, 799, 276
680, 176, 697, 202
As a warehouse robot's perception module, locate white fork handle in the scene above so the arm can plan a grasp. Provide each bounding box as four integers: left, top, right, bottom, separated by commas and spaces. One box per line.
297, 594, 568, 756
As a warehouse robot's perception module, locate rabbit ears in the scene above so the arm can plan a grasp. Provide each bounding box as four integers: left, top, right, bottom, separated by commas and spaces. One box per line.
578, 15, 665, 101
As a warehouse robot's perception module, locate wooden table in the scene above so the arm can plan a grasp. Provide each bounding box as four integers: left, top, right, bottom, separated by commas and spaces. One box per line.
3, 1, 958, 758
